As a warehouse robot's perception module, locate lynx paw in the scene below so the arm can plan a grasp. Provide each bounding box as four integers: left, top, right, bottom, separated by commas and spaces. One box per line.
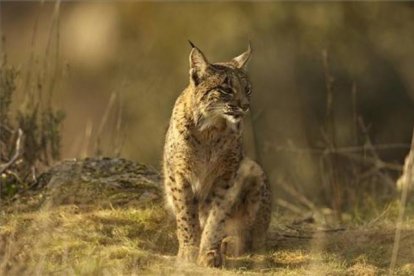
177, 245, 199, 263
197, 249, 223, 268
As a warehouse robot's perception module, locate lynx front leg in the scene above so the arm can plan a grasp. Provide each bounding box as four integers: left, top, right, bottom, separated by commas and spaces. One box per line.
197, 175, 242, 267
166, 174, 201, 263
197, 197, 229, 267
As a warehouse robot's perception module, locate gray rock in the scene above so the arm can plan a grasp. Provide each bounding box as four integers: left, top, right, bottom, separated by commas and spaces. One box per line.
19, 157, 163, 209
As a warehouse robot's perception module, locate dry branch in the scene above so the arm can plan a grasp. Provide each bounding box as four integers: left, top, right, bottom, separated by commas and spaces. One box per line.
390, 128, 414, 273
268, 144, 405, 172
0, 128, 23, 175
396, 131, 414, 191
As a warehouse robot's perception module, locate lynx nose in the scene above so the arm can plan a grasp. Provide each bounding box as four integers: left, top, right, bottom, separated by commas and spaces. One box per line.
241, 104, 250, 112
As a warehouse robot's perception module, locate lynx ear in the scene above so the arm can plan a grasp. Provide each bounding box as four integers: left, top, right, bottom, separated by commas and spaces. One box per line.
188, 41, 209, 85
232, 43, 252, 71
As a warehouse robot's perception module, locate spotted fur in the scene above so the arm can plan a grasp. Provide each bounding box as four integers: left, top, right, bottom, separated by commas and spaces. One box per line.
162, 42, 271, 267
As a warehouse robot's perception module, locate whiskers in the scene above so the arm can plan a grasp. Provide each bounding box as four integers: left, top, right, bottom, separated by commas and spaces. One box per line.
197, 102, 247, 130
204, 105, 226, 116
224, 104, 247, 117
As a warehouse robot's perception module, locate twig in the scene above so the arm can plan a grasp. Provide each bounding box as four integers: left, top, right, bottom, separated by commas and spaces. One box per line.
339, 152, 403, 172
322, 50, 334, 121
44, 0, 61, 102
269, 143, 410, 154
322, 49, 342, 219
352, 81, 358, 145
389, 128, 414, 274
316, 227, 346, 233
0, 123, 13, 136
267, 144, 404, 172
113, 89, 125, 157
31, 166, 37, 183
275, 198, 304, 214
287, 223, 345, 234
95, 90, 117, 156
292, 214, 315, 225
0, 129, 23, 174
81, 119, 93, 158
280, 234, 313, 240
6, 170, 24, 186
280, 181, 316, 211
367, 203, 393, 226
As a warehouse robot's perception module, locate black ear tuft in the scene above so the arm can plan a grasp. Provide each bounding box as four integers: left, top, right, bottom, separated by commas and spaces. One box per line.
188, 40, 196, 48
232, 43, 252, 71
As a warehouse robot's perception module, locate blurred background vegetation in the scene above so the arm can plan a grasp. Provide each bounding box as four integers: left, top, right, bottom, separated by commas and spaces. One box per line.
1, 2, 414, 212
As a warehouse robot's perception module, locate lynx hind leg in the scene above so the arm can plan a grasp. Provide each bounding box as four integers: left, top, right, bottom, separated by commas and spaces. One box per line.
223, 158, 271, 256
250, 179, 271, 252
222, 214, 250, 257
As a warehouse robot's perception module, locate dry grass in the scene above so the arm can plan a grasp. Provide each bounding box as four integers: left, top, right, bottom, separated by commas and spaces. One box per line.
0, 203, 176, 275
1, 190, 414, 275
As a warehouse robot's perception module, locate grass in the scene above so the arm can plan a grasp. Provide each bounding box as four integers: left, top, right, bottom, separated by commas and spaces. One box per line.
1, 204, 176, 275
1, 186, 414, 275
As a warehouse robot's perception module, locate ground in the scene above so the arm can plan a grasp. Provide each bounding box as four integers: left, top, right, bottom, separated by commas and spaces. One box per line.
1, 158, 414, 275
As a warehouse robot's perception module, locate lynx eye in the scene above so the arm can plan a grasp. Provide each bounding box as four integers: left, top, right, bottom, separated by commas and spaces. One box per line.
246, 87, 252, 96
217, 86, 233, 95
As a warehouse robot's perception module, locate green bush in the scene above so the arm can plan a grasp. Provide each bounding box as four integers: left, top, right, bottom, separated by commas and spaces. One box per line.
0, 54, 64, 198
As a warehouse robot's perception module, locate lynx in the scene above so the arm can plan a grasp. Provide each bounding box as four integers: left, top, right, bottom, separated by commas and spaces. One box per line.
163, 42, 271, 267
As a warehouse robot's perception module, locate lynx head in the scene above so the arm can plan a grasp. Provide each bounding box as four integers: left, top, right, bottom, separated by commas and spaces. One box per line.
188, 41, 252, 126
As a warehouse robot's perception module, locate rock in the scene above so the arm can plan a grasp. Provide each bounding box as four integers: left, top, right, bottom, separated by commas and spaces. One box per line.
12, 157, 163, 210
